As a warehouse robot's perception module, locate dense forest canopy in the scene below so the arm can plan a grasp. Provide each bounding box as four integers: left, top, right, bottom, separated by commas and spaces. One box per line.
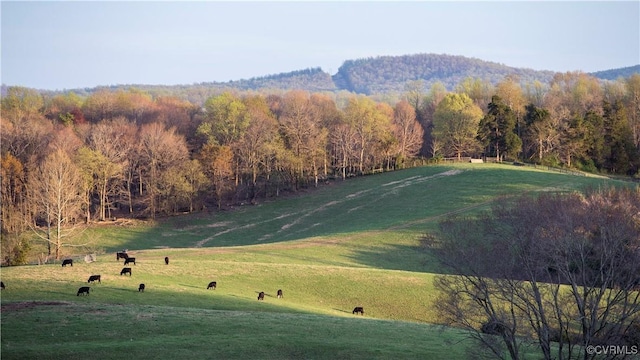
2, 55, 640, 265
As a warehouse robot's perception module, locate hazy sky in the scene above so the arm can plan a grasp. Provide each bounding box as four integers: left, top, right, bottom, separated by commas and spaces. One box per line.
2, 1, 639, 90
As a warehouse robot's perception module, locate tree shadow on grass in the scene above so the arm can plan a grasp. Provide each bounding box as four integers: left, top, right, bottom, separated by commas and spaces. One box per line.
346, 243, 452, 275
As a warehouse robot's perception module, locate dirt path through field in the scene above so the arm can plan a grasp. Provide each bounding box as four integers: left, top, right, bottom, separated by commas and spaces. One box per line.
186, 169, 566, 249
195, 169, 560, 253
192, 169, 465, 247
250, 169, 465, 244
261, 179, 570, 251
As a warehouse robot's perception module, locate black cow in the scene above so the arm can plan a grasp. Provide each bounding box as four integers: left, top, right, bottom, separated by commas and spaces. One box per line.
77, 286, 90, 296
116, 252, 129, 261
87, 275, 101, 283
207, 281, 217, 290
481, 320, 508, 335
138, 283, 145, 292
164, 256, 169, 265
124, 257, 136, 266
352, 306, 364, 315
120, 267, 132, 276
277, 289, 283, 299
1, 281, 5, 290
257, 291, 265, 301
61, 259, 73, 267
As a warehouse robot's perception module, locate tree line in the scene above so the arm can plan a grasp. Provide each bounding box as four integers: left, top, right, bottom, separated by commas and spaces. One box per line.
1, 71, 640, 263
413, 72, 640, 174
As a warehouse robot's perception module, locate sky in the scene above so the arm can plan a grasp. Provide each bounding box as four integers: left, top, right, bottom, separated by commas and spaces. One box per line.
1, 1, 639, 91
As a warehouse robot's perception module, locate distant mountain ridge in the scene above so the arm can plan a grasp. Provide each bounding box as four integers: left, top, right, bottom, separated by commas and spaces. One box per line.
6, 53, 638, 98
331, 53, 558, 94
212, 53, 637, 95
204, 67, 338, 93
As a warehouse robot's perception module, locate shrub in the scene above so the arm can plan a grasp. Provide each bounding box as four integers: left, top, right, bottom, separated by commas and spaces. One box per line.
1, 234, 31, 266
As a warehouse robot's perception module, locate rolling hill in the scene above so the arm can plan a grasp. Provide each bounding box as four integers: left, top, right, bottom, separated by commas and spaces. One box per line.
0, 163, 635, 359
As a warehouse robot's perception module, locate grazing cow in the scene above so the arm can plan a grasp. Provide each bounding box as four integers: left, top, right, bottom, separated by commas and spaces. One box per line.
124, 257, 136, 266
116, 252, 129, 261
120, 267, 132, 276
481, 321, 507, 335
61, 259, 73, 267
1, 281, 5, 290
257, 291, 265, 301
352, 306, 364, 315
164, 256, 169, 265
77, 286, 90, 296
87, 275, 101, 283
138, 284, 145, 292
207, 281, 217, 290
277, 289, 283, 299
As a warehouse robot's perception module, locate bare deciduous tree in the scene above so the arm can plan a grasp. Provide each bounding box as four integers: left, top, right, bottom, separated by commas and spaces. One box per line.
236, 95, 280, 199
86, 117, 134, 220
393, 100, 424, 166
343, 96, 392, 174
29, 149, 84, 260
277, 91, 328, 187
198, 143, 234, 209
138, 122, 189, 216
427, 188, 640, 360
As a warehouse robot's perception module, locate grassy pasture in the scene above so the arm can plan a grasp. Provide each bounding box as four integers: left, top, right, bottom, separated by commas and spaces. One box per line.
86, 164, 611, 252
1, 302, 471, 360
1, 163, 630, 359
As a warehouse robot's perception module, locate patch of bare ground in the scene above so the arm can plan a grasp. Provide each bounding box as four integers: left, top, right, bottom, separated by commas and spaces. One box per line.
1, 301, 72, 312
92, 218, 148, 227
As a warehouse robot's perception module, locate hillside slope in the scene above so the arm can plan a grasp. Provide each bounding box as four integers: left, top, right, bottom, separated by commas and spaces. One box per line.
1, 164, 635, 360
80, 164, 624, 272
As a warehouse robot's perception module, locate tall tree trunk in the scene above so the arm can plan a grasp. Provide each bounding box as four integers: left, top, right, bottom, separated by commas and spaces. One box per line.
127, 170, 133, 214
46, 206, 52, 257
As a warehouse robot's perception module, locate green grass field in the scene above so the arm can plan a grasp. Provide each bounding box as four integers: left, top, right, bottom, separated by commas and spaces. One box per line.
1, 163, 630, 359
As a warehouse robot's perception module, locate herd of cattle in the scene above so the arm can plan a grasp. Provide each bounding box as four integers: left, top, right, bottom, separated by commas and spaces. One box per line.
74, 252, 180, 296
0, 251, 364, 316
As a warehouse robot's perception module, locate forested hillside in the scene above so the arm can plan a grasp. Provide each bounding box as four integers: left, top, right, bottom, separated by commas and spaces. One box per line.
332, 54, 557, 94
5, 53, 638, 99
219, 68, 337, 92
